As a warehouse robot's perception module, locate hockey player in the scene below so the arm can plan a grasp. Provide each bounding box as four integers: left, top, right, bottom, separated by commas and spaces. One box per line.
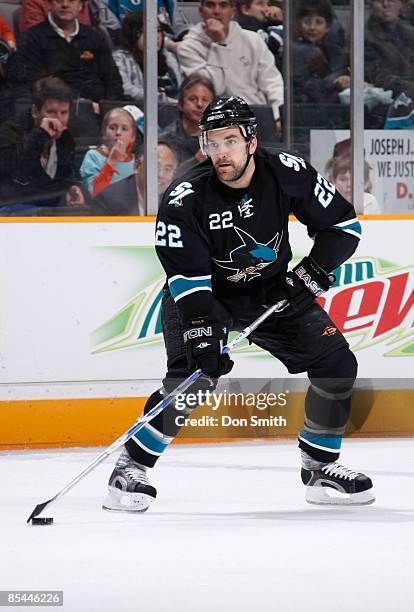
103, 96, 375, 512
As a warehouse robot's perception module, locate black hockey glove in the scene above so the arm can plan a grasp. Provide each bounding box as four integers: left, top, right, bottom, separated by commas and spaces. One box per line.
183, 318, 234, 378
264, 257, 334, 316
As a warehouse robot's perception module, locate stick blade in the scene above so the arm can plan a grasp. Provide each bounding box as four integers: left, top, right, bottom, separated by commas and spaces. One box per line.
27, 500, 53, 523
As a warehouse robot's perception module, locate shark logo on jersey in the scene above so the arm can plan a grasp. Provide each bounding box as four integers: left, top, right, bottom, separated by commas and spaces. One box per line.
213, 227, 282, 282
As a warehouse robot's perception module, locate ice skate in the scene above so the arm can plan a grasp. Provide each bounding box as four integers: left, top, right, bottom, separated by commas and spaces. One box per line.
302, 462, 375, 506
102, 448, 157, 513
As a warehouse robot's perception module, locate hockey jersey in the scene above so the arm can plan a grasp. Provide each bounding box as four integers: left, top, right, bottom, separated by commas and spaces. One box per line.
155, 147, 361, 322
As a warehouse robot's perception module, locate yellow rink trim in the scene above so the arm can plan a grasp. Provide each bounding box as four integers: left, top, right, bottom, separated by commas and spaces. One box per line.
0, 214, 413, 224
1, 389, 414, 450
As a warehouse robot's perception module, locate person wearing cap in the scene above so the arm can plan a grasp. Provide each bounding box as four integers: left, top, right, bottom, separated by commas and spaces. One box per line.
177, 0, 284, 135
102, 95, 375, 513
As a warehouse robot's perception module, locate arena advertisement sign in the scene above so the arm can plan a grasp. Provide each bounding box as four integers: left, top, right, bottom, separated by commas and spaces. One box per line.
0, 219, 412, 388
310, 129, 414, 214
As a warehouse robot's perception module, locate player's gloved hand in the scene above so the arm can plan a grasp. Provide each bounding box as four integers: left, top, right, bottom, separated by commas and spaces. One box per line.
264, 256, 335, 316
183, 318, 234, 378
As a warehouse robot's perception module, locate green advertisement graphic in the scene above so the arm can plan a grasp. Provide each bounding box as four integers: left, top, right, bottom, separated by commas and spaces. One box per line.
90, 248, 413, 358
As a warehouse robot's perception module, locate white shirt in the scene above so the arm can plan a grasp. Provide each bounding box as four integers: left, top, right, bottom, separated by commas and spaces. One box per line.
48, 12, 79, 43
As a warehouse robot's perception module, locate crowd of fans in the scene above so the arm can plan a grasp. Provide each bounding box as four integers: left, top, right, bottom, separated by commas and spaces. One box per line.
0, 0, 412, 215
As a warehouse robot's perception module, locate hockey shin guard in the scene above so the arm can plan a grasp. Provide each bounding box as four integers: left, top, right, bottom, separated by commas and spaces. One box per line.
299, 348, 358, 463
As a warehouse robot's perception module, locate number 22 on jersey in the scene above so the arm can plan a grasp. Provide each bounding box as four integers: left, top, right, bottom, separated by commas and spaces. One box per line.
155, 221, 183, 247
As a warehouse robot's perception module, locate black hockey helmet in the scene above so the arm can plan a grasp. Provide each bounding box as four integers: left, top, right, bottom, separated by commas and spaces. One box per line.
199, 96, 257, 152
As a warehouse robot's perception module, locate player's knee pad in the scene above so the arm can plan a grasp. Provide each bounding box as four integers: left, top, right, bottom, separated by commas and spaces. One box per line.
309, 347, 357, 395
306, 347, 358, 430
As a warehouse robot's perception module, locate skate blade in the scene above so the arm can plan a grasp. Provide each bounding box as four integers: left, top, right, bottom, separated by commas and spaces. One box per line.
102, 487, 155, 513
305, 486, 376, 506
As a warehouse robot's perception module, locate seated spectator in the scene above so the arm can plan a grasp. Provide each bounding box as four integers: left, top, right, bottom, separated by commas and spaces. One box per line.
293, 0, 349, 103
325, 153, 380, 215
365, 0, 414, 99
93, 141, 178, 215
160, 73, 215, 166
0, 27, 15, 122
113, 12, 182, 102
8, 0, 124, 103
234, 0, 284, 70
400, 0, 414, 26
177, 0, 284, 134
0, 76, 79, 213
80, 106, 137, 198
19, 0, 91, 32
0, 13, 16, 51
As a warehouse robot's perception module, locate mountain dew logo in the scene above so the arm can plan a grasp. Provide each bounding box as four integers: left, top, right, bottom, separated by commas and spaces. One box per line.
91, 254, 413, 358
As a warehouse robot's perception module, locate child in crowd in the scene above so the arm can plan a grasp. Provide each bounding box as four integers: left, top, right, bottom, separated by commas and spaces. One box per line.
113, 11, 182, 102
235, 0, 284, 70
326, 154, 380, 215
80, 107, 137, 198
293, 0, 349, 103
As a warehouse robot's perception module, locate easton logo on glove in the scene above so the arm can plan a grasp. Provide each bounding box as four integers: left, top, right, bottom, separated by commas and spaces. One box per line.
264, 256, 334, 316
183, 326, 213, 342
294, 266, 325, 297
183, 319, 233, 378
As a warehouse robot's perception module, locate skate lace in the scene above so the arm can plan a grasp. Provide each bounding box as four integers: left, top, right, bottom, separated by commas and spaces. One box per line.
124, 466, 149, 485
321, 463, 359, 481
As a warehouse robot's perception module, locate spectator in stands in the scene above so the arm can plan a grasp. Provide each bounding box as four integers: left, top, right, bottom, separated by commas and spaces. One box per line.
9, 0, 124, 104
365, 0, 414, 99
0, 13, 16, 50
113, 11, 182, 102
326, 156, 380, 215
177, 0, 284, 134
157, 141, 179, 196
0, 76, 79, 213
234, 0, 284, 70
106, 0, 189, 41
293, 0, 349, 103
19, 0, 91, 32
160, 73, 215, 166
92, 141, 178, 215
0, 15, 16, 121
400, 0, 414, 26
80, 106, 136, 198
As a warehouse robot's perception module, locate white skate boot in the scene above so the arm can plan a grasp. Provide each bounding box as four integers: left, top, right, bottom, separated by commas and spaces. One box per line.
302, 462, 375, 506
102, 448, 157, 513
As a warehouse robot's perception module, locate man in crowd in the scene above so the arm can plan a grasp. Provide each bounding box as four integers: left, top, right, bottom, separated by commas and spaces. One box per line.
9, 0, 123, 104
0, 76, 79, 213
365, 0, 414, 98
177, 0, 284, 135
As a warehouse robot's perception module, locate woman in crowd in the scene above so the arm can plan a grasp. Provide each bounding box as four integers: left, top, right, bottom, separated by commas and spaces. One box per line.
113, 11, 182, 102
80, 107, 137, 198
160, 73, 215, 166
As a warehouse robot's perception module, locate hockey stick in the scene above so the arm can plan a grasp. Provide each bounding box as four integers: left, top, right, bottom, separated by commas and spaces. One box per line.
27, 300, 287, 522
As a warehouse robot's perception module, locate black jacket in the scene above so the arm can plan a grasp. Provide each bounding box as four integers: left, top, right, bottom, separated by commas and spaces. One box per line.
8, 20, 124, 101
0, 112, 76, 207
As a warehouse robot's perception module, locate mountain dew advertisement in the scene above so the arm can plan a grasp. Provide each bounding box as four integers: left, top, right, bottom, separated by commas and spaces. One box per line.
0, 218, 412, 387
90, 251, 413, 362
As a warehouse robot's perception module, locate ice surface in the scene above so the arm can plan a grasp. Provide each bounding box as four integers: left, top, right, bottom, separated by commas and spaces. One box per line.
1, 439, 414, 612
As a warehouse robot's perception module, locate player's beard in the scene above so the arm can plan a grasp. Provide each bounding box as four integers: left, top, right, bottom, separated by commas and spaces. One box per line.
214, 153, 249, 183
